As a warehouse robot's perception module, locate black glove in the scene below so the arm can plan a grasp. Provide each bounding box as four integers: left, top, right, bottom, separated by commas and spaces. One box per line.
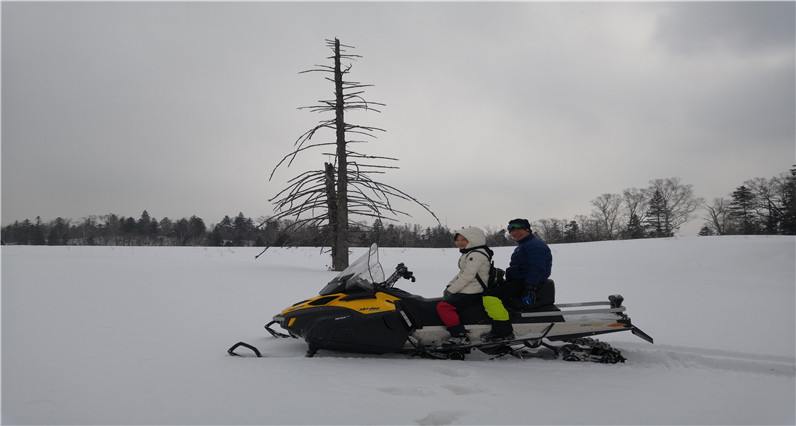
521, 285, 537, 306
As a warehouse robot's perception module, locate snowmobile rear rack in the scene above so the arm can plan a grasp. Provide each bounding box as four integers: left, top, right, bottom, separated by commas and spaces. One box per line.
515, 295, 654, 344
519, 306, 626, 317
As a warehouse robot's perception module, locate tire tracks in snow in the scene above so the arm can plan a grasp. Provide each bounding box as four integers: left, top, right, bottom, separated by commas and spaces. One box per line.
252, 337, 794, 378
619, 342, 794, 376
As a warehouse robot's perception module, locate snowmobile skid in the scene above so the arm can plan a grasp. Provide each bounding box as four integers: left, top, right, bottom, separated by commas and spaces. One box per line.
243, 244, 653, 363
417, 323, 629, 363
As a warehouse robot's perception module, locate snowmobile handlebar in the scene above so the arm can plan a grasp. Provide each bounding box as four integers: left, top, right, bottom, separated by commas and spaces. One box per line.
381, 263, 415, 287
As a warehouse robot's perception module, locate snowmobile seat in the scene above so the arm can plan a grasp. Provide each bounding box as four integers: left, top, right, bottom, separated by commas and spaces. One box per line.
504, 279, 556, 310
390, 290, 490, 329
393, 297, 444, 328
506, 279, 565, 322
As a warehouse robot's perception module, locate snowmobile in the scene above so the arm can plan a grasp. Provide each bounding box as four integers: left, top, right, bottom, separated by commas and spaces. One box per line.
229, 243, 653, 363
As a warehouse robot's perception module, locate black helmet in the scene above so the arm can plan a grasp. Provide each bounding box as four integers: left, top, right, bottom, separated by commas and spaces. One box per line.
507, 218, 531, 232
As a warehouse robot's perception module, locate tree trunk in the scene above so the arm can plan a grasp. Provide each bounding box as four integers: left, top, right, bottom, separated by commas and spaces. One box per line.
333, 39, 349, 270
325, 162, 339, 267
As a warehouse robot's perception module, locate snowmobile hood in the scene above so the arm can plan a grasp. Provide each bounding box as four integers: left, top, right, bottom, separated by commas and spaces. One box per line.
454, 227, 486, 249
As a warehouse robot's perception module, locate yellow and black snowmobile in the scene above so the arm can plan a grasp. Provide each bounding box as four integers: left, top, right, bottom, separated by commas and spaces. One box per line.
231, 244, 653, 362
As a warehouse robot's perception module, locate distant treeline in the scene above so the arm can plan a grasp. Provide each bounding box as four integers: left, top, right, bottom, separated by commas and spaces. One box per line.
0, 212, 512, 248
3, 168, 794, 247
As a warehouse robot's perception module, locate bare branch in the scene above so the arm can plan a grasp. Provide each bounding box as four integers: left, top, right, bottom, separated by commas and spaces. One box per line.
268, 38, 439, 269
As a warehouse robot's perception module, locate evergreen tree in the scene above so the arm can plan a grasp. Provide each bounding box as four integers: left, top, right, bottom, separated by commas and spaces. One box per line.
779, 166, 796, 235
78, 216, 99, 245
120, 217, 137, 244
621, 187, 650, 239
158, 217, 174, 245
729, 185, 758, 234
48, 217, 70, 245
233, 213, 254, 246
535, 218, 565, 244
102, 214, 121, 245
173, 218, 190, 246
624, 213, 647, 239
2, 219, 45, 245
136, 211, 158, 244
138, 211, 151, 235
188, 216, 207, 245
423, 225, 453, 248
371, 219, 383, 245
698, 225, 714, 236
485, 227, 513, 247
646, 190, 672, 237
564, 220, 580, 243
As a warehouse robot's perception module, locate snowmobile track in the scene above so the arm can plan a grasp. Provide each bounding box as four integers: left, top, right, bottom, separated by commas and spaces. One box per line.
617, 343, 794, 376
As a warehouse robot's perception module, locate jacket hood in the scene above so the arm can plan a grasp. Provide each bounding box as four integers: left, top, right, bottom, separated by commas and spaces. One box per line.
455, 226, 487, 249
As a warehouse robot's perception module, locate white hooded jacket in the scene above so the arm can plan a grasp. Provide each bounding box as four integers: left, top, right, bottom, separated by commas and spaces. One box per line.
445, 227, 491, 295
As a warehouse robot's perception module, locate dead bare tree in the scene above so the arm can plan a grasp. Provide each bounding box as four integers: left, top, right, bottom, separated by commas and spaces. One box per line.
590, 193, 623, 240
267, 38, 438, 270
705, 197, 732, 235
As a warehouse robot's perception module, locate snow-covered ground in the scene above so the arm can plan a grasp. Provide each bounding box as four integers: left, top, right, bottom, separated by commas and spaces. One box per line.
2, 236, 794, 425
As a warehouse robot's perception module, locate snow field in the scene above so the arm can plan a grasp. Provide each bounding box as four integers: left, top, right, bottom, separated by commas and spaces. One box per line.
2, 236, 794, 425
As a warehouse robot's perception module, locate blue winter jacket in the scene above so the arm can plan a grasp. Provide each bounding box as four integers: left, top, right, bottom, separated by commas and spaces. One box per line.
505, 235, 552, 287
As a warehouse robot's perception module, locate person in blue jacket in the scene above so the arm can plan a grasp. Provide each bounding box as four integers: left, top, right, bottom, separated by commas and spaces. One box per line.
480, 218, 555, 343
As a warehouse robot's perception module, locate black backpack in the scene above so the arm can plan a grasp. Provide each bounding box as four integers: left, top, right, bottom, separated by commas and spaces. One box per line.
472, 249, 505, 291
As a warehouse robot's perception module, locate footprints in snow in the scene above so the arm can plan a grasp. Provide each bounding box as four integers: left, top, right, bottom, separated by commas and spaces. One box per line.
378, 386, 435, 397
376, 365, 487, 426
415, 411, 464, 426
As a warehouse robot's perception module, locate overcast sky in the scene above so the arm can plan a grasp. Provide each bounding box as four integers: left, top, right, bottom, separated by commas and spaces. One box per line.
2, 1, 794, 235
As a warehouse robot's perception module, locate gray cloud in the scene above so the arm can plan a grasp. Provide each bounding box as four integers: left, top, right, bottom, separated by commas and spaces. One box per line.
2, 2, 794, 235
654, 2, 795, 55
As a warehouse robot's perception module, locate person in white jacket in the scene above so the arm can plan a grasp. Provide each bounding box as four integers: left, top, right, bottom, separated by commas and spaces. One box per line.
436, 226, 492, 346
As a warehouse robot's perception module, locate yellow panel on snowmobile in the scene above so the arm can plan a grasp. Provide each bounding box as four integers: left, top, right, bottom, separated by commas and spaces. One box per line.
280, 292, 400, 316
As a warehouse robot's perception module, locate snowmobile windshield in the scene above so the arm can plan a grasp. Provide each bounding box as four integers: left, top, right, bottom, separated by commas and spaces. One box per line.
319, 243, 386, 295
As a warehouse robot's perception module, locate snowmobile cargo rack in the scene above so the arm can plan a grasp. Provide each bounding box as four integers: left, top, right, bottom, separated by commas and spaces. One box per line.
519, 294, 627, 317
519, 306, 626, 317
516, 295, 654, 344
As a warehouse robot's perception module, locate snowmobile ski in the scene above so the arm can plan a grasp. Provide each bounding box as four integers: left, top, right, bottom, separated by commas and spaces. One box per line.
227, 341, 262, 357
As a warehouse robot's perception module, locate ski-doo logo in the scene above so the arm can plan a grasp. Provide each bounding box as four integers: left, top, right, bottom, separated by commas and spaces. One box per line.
580, 323, 603, 327
359, 307, 381, 312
